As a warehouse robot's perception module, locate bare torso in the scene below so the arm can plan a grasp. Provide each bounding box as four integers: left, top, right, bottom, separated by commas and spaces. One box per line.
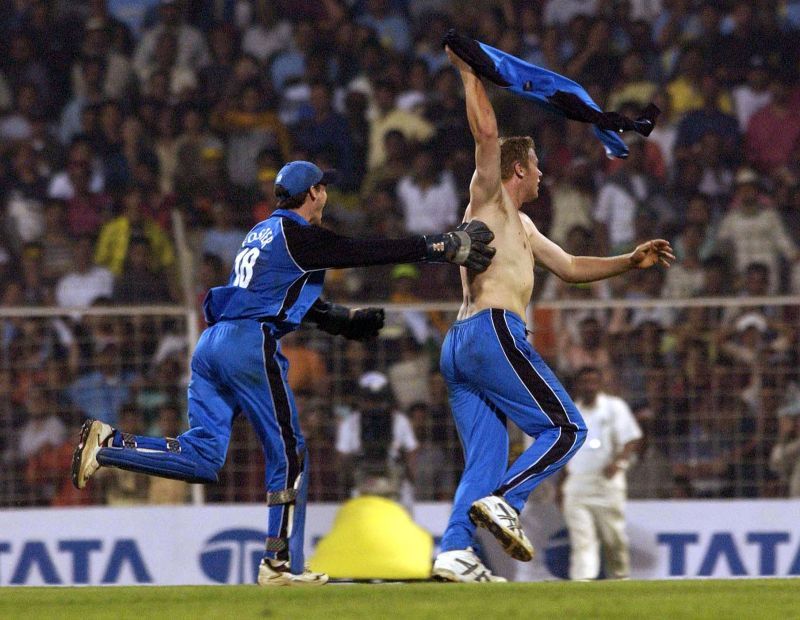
458, 185, 536, 321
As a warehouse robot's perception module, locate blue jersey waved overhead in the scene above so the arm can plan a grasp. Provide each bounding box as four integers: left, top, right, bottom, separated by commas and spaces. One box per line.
443, 30, 659, 159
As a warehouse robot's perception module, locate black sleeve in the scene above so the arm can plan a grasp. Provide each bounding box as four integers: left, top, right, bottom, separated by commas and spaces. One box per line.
283, 220, 427, 271
442, 29, 512, 87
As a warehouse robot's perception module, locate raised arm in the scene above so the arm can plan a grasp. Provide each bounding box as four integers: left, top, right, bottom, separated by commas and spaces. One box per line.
446, 46, 501, 207
523, 215, 674, 283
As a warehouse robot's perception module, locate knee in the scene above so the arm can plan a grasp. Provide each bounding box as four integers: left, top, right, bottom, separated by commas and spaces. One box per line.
569, 410, 588, 443
563, 422, 587, 453
180, 429, 228, 474
574, 424, 587, 447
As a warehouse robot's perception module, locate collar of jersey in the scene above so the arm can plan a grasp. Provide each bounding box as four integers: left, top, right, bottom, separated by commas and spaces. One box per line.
272, 209, 310, 226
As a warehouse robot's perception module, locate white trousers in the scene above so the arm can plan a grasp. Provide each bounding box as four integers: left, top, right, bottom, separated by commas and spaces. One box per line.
563, 491, 630, 580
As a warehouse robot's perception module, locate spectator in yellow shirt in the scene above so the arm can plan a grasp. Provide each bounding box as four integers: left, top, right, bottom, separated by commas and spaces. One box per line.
667, 46, 732, 121
368, 79, 434, 170
95, 185, 175, 276
211, 81, 291, 188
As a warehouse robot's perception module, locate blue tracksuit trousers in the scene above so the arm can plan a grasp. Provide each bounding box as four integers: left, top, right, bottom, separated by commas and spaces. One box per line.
97, 319, 308, 572
439, 309, 587, 552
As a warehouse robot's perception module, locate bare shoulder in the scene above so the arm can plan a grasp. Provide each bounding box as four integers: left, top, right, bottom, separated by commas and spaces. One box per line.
518, 211, 539, 236
468, 173, 507, 220
518, 211, 534, 228
521, 212, 563, 257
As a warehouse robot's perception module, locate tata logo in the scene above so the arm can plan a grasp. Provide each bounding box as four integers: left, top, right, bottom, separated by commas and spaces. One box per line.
0, 539, 151, 585
245, 228, 273, 248
658, 532, 800, 577
199, 529, 266, 584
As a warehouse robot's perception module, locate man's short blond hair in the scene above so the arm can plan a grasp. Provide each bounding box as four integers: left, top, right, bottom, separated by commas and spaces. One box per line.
500, 136, 535, 180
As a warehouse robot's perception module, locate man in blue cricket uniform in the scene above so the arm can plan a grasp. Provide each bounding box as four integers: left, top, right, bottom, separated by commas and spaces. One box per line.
430, 49, 674, 583
71, 160, 495, 586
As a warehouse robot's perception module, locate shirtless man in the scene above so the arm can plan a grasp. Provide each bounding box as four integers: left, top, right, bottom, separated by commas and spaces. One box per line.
432, 48, 675, 583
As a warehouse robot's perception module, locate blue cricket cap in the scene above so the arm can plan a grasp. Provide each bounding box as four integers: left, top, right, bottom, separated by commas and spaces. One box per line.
274, 161, 337, 198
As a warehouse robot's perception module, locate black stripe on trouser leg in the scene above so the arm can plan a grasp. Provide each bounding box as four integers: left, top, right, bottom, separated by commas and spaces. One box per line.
490, 309, 574, 428
490, 308, 578, 494
481, 395, 507, 426
262, 326, 300, 560
494, 427, 577, 496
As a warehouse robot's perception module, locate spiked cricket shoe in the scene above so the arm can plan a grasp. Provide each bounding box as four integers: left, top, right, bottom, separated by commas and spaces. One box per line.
257, 559, 328, 586
432, 548, 506, 582
469, 495, 534, 561
71, 419, 114, 489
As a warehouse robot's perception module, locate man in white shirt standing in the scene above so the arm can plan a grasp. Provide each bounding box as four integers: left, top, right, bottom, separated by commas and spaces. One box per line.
561, 366, 642, 581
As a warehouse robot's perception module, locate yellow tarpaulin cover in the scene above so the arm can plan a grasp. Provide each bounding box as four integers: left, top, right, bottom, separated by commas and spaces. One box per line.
309, 496, 433, 579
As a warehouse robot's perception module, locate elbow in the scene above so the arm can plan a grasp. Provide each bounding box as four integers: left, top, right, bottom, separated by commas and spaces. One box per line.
559, 263, 581, 284
474, 125, 498, 143
560, 271, 580, 284
559, 255, 588, 284
471, 115, 498, 143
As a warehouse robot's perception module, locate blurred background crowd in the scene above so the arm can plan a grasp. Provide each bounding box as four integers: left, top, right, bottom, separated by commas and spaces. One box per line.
1, 0, 800, 508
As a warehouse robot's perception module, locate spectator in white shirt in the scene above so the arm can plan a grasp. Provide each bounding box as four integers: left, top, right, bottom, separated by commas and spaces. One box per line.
71, 18, 133, 101
594, 137, 670, 253
241, 3, 293, 63
661, 223, 706, 299
770, 393, 800, 497
0, 82, 38, 143
136, 30, 198, 99
133, 0, 210, 79
732, 56, 773, 132
335, 371, 418, 511
543, 0, 598, 26
561, 366, 643, 581
19, 386, 66, 461
55, 235, 114, 309
48, 138, 105, 200
396, 143, 459, 235
714, 168, 798, 293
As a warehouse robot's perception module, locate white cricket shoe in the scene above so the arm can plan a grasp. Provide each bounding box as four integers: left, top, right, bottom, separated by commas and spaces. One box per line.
257, 559, 328, 586
432, 548, 507, 583
71, 419, 114, 489
469, 495, 534, 562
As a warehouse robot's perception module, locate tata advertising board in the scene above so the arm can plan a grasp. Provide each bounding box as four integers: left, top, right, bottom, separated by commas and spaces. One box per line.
2, 500, 799, 585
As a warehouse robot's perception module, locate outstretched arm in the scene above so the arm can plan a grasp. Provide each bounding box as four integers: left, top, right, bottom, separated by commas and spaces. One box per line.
446, 46, 501, 207
571, 239, 674, 282
526, 217, 674, 282
283, 219, 494, 272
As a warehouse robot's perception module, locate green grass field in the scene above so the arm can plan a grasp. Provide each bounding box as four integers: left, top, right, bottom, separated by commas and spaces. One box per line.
2, 579, 798, 620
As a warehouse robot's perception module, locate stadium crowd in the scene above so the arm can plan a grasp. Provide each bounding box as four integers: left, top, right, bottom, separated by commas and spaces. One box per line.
1, 0, 800, 507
